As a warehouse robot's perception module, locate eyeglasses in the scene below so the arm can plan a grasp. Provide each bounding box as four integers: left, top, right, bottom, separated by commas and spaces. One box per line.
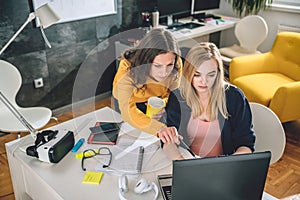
81, 147, 112, 171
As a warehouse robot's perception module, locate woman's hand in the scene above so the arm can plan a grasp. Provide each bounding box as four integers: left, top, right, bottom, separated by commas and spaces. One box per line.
151, 108, 165, 120
157, 126, 182, 144
162, 142, 185, 160
233, 146, 252, 155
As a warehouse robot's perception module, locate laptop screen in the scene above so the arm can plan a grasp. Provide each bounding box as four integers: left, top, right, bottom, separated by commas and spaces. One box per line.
158, 151, 271, 200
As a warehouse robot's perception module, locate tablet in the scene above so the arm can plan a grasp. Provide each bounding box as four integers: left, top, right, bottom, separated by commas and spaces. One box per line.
87, 129, 119, 145
88, 122, 121, 145
89, 122, 120, 134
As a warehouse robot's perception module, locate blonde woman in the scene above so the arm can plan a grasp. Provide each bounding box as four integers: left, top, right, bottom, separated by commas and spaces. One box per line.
164, 42, 255, 159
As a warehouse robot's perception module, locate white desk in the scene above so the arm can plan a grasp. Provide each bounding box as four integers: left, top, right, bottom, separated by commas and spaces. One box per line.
115, 15, 239, 59
158, 16, 239, 48
6, 107, 278, 200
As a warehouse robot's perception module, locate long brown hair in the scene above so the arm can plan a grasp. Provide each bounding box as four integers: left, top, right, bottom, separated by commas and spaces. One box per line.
122, 28, 181, 89
180, 42, 229, 120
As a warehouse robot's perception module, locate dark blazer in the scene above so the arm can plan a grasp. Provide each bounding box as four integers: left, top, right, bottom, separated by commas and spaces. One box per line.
166, 84, 255, 155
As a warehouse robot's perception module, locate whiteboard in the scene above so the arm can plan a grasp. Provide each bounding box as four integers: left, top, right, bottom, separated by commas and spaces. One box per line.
32, 0, 117, 25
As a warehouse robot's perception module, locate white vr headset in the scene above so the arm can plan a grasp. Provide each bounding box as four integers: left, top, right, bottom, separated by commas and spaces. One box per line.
26, 130, 74, 163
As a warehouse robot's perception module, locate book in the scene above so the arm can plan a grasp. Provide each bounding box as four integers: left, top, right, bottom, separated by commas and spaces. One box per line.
87, 122, 121, 145
82, 171, 104, 184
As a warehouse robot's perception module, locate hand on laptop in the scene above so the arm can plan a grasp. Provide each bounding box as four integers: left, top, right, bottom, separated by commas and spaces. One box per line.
233, 146, 252, 155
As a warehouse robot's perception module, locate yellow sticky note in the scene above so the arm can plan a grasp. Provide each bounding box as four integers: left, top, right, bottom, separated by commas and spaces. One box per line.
82, 171, 104, 184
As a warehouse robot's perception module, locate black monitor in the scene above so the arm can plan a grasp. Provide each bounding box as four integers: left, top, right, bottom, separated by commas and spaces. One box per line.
191, 0, 220, 19
157, 0, 191, 23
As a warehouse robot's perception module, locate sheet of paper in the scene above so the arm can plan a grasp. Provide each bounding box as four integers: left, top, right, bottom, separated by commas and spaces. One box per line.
95, 137, 160, 174
115, 133, 159, 159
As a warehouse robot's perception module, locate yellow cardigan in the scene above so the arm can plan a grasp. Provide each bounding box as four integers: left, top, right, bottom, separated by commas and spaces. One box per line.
113, 58, 182, 136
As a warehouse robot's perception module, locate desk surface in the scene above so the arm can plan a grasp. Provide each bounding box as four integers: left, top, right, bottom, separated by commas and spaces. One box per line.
158, 16, 239, 42
116, 15, 239, 55
6, 107, 278, 200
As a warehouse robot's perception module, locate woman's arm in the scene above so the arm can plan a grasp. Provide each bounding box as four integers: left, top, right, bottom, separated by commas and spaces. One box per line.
115, 76, 166, 135
165, 90, 182, 130
227, 86, 256, 153
113, 60, 166, 135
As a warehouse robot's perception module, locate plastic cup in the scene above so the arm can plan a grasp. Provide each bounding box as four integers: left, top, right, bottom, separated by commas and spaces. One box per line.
146, 97, 164, 118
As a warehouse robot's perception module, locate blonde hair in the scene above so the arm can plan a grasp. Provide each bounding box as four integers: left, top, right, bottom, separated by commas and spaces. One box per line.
179, 42, 229, 120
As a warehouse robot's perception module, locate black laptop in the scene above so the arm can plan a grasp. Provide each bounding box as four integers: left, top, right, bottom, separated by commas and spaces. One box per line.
158, 151, 271, 200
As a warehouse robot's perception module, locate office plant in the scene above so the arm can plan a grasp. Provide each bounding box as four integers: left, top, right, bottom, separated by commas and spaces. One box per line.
226, 0, 273, 17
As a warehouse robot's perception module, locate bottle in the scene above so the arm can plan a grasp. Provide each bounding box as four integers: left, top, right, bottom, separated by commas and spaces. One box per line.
141, 11, 151, 32
152, 8, 159, 28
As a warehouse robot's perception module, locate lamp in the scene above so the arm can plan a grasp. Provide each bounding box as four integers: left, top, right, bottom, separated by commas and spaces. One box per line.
0, 3, 59, 139
0, 3, 60, 55
0, 92, 39, 139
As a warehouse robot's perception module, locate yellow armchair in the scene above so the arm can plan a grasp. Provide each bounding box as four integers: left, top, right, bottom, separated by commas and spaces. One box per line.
230, 32, 300, 123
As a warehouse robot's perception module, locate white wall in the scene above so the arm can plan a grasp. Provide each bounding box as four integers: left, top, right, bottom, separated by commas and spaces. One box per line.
217, 0, 300, 52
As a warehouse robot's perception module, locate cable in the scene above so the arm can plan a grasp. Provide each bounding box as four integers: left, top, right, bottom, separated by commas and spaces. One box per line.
39, 26, 52, 48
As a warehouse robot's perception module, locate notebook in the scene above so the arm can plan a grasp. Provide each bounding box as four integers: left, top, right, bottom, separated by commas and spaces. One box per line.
157, 151, 271, 200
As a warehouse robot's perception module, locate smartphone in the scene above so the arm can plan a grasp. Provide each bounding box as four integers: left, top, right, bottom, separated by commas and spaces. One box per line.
89, 122, 120, 134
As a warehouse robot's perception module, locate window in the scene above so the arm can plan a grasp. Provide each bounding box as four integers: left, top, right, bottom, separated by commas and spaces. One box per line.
267, 0, 300, 13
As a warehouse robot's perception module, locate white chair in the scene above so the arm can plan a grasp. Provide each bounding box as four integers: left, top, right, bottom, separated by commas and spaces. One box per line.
249, 102, 286, 164
219, 15, 268, 65
0, 60, 52, 134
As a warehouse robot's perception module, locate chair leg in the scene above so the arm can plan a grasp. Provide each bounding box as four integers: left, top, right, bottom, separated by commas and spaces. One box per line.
51, 116, 59, 124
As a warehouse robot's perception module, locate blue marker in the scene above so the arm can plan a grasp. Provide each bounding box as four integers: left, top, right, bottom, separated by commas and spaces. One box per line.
72, 138, 85, 153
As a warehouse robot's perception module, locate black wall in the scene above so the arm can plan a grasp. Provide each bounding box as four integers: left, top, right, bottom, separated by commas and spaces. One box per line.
0, 0, 156, 110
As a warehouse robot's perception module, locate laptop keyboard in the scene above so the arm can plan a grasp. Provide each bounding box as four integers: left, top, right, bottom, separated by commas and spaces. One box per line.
162, 186, 172, 200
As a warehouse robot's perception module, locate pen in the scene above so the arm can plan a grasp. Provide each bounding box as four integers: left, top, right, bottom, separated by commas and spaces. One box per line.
180, 139, 196, 158
175, 129, 196, 158
137, 146, 144, 173
72, 138, 84, 153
